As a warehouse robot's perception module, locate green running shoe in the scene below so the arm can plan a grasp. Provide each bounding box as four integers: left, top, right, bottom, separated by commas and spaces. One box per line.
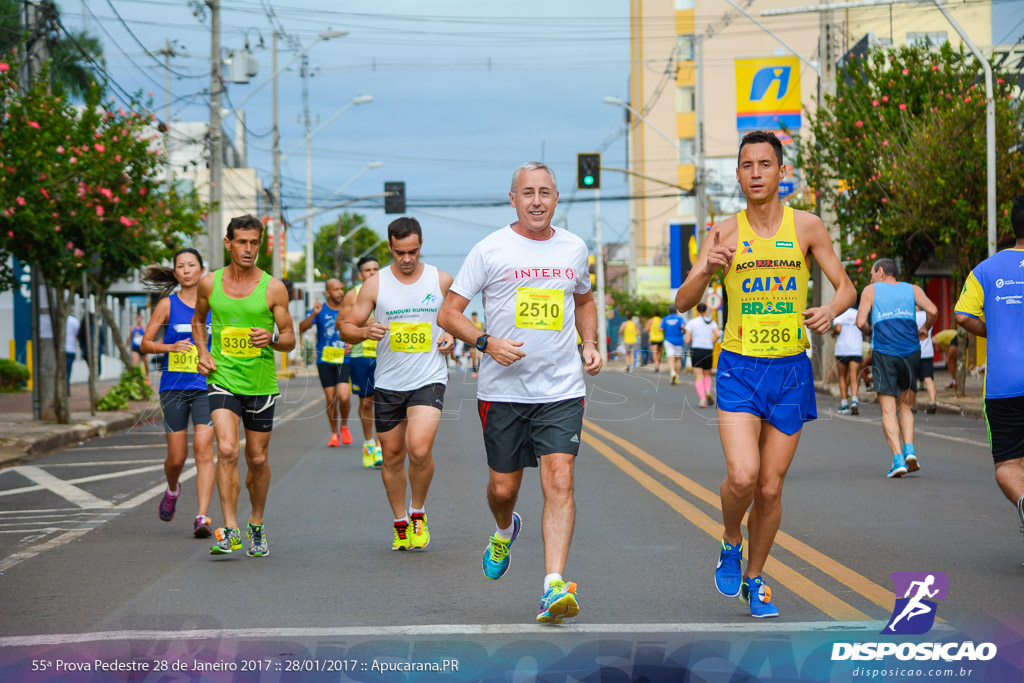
210, 526, 242, 555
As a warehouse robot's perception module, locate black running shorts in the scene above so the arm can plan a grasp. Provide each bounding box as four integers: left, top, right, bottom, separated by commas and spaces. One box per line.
872, 350, 920, 397
691, 347, 714, 370
918, 357, 935, 381
160, 389, 212, 433
985, 395, 1024, 464
208, 384, 278, 433
836, 355, 862, 366
317, 362, 351, 388
373, 383, 446, 434
478, 397, 585, 473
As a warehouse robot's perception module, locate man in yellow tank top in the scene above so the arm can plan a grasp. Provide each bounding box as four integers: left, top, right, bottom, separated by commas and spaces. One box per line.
676, 131, 856, 618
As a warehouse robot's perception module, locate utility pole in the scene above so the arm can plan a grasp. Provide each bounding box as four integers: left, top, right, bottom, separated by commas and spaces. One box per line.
208, 0, 223, 270
694, 34, 707, 252
271, 32, 283, 280
812, 3, 839, 380
156, 39, 182, 189
594, 190, 608, 361
302, 56, 314, 307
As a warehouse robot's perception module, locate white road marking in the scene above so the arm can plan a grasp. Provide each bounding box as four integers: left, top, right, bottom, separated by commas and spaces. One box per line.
0, 621, 956, 647
0, 397, 320, 574
0, 508, 92, 515
9, 466, 113, 509
44, 459, 166, 466
68, 444, 167, 452
915, 429, 988, 448
0, 465, 166, 498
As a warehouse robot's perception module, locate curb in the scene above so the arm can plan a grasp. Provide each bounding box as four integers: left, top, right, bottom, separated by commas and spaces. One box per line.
813, 382, 983, 419
0, 404, 163, 466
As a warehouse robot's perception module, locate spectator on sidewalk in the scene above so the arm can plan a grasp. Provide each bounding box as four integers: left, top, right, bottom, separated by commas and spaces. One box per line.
933, 328, 959, 389
911, 306, 937, 414
65, 312, 80, 390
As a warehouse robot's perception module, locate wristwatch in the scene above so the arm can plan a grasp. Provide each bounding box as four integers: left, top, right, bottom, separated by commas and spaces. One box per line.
271, 332, 280, 345
475, 334, 490, 352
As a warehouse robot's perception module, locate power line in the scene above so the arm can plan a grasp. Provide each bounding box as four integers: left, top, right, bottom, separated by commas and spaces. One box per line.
104, 0, 200, 78
53, 16, 140, 110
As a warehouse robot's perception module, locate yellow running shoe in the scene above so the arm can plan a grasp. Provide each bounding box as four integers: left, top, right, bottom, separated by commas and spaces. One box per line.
410, 512, 430, 549
362, 442, 375, 468
393, 521, 411, 551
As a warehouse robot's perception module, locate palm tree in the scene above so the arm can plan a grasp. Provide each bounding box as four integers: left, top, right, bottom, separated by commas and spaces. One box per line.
0, 0, 105, 100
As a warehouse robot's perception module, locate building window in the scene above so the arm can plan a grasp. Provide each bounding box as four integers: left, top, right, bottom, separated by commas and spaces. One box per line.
675, 34, 694, 62
907, 31, 947, 47
675, 0, 694, 9
676, 86, 695, 113
679, 138, 696, 163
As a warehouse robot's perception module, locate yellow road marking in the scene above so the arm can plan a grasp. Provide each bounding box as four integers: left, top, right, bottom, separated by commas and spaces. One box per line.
583, 419, 895, 613
581, 432, 870, 621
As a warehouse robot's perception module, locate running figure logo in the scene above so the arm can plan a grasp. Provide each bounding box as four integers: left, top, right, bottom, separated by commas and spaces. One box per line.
882, 571, 949, 635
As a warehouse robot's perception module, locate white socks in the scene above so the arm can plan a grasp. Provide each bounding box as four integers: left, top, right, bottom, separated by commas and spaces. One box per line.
543, 573, 562, 591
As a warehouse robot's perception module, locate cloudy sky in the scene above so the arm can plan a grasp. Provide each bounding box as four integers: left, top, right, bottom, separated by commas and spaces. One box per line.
65, 0, 640, 278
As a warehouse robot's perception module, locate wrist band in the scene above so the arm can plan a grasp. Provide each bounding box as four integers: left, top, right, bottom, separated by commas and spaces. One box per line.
582, 339, 598, 344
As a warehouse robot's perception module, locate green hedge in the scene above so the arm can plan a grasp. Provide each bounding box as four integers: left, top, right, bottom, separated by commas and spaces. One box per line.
0, 358, 30, 390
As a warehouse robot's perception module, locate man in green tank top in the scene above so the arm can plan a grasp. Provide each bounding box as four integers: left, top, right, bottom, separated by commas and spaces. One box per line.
192, 214, 296, 559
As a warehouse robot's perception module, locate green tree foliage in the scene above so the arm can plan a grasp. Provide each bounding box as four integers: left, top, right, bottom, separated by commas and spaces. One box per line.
0, 0, 106, 101
799, 43, 1023, 288
291, 211, 392, 284
0, 53, 207, 421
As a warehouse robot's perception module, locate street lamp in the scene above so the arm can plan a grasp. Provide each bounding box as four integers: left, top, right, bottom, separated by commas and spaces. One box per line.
301, 95, 375, 307
326, 161, 384, 202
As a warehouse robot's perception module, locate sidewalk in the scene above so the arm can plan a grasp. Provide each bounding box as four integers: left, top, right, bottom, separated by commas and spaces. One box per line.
0, 376, 163, 466
608, 359, 986, 419
0, 365, 320, 466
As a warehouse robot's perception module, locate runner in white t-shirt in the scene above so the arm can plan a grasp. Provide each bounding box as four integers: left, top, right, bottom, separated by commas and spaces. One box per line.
910, 307, 937, 414
683, 303, 720, 408
340, 217, 455, 552
831, 306, 863, 415
438, 162, 602, 624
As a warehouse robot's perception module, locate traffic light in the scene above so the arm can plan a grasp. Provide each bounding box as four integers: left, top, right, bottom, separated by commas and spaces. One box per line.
384, 181, 406, 214
577, 153, 600, 189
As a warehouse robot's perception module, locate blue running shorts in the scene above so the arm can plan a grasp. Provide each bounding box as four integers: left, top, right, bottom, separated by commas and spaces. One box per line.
349, 357, 376, 397
715, 349, 817, 435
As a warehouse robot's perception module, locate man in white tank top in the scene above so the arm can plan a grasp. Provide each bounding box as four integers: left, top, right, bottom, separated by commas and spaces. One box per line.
340, 217, 455, 552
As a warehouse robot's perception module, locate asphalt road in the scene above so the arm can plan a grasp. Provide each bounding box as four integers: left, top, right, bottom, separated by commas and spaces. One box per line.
0, 366, 1019, 681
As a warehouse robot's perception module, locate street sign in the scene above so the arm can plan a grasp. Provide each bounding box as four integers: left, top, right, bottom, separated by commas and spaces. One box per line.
779, 181, 795, 198
705, 292, 722, 311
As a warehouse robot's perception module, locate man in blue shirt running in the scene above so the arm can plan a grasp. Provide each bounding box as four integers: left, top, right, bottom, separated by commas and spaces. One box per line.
857, 258, 936, 478
660, 305, 686, 385
955, 194, 1024, 555
299, 278, 353, 448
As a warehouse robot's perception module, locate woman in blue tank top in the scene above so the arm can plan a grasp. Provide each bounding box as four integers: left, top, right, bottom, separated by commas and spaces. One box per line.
140, 248, 216, 538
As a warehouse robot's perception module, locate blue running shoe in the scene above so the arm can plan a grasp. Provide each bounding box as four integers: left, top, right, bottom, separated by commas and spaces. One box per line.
903, 444, 919, 473
887, 453, 908, 478
740, 576, 779, 618
715, 539, 743, 597
536, 580, 579, 624
482, 512, 521, 580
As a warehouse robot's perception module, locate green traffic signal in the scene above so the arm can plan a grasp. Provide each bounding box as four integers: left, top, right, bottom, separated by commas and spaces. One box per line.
577, 153, 600, 189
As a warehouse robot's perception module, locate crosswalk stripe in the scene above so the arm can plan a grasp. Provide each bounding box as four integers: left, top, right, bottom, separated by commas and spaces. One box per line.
9, 466, 113, 509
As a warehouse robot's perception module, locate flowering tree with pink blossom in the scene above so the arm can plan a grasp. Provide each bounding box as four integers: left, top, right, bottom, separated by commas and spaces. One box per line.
799, 42, 1023, 289
0, 54, 207, 422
